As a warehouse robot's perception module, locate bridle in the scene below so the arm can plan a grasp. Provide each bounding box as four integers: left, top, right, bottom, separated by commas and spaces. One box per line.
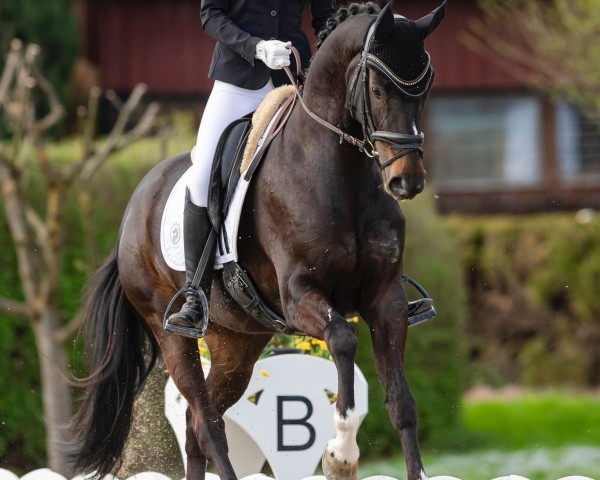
284, 16, 433, 170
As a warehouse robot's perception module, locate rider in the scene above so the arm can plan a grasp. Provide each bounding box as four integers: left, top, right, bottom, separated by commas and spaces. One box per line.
165, 0, 337, 338
165, 1, 435, 338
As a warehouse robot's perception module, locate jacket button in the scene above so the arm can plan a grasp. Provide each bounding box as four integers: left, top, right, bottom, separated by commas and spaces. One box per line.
270, 10, 277, 16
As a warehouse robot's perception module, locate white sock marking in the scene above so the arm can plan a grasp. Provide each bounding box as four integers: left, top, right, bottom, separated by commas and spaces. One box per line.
326, 408, 360, 464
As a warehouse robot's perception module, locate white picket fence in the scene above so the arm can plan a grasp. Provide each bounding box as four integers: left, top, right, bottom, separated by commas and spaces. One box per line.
0, 470, 595, 480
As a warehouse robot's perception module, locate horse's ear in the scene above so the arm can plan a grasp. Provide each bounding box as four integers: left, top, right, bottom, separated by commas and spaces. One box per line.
372, 2, 395, 42
414, 0, 447, 38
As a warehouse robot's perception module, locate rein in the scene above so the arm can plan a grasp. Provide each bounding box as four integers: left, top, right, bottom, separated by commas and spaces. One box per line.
283, 17, 430, 168
283, 49, 366, 150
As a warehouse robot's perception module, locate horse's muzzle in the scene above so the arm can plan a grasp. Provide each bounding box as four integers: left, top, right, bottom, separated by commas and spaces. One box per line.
388, 173, 425, 200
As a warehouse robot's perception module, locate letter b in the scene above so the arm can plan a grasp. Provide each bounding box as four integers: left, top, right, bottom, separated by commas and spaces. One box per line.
277, 395, 316, 451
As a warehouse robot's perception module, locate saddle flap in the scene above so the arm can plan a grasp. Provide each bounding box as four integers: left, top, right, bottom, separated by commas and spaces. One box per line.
207, 113, 253, 230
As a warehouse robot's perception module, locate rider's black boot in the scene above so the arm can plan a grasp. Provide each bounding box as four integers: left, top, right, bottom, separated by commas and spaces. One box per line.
164, 191, 215, 338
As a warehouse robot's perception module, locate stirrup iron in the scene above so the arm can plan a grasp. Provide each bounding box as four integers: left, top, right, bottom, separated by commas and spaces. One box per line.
403, 274, 436, 326
163, 285, 210, 338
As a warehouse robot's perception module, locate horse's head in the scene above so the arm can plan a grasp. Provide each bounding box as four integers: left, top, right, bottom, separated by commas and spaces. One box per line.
348, 2, 446, 201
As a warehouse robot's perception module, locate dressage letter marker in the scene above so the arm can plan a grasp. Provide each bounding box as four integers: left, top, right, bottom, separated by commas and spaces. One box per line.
166, 354, 368, 479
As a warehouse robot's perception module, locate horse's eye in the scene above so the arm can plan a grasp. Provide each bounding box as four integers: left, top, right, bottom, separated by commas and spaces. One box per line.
371, 86, 382, 98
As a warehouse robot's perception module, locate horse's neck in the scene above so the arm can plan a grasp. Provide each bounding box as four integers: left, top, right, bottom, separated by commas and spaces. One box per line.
301, 16, 369, 131
275, 14, 379, 201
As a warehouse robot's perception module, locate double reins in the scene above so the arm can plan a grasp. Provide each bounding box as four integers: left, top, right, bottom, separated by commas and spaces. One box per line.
283, 17, 429, 169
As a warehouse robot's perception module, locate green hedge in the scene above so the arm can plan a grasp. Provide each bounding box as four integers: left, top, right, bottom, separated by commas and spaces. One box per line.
448, 213, 600, 387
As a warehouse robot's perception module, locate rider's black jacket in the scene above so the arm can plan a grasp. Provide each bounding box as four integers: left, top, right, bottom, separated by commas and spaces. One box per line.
200, 0, 335, 89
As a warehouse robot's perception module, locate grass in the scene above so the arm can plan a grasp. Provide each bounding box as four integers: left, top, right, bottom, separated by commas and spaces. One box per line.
358, 390, 600, 480
463, 391, 600, 450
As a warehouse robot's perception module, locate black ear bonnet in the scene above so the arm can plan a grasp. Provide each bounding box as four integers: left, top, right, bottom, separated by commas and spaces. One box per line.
365, 2, 447, 97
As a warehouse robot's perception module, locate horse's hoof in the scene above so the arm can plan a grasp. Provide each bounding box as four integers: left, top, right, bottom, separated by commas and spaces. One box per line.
321, 447, 358, 480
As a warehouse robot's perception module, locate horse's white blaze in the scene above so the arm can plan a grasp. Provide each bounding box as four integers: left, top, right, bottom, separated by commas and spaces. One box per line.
326, 408, 360, 464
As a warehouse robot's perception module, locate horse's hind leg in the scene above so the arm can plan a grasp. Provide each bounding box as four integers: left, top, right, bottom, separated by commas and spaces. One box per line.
154, 331, 238, 480
185, 406, 207, 477
291, 288, 360, 480
203, 324, 272, 415
179, 322, 271, 478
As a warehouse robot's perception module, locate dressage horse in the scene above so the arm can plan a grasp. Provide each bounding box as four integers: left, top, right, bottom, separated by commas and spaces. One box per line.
68, 3, 446, 480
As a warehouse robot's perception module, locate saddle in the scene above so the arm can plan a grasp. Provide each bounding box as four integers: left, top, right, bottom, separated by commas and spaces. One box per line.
205, 87, 300, 335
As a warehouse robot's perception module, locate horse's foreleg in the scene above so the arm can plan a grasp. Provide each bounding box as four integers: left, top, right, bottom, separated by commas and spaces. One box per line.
323, 316, 360, 480
364, 292, 427, 480
293, 290, 359, 480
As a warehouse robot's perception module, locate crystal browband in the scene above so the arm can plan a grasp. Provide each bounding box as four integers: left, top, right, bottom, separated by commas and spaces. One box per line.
365, 52, 433, 97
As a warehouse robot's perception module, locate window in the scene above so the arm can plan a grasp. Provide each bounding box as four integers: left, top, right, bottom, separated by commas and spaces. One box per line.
556, 102, 600, 182
427, 95, 542, 190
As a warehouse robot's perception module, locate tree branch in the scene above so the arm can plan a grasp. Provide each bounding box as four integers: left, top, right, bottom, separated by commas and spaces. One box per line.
54, 312, 83, 346
0, 39, 22, 107
0, 164, 40, 304
464, 0, 600, 119
26, 49, 65, 133
78, 84, 158, 182
0, 296, 31, 320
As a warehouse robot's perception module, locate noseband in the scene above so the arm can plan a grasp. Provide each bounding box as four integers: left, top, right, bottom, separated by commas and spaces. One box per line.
347, 17, 431, 168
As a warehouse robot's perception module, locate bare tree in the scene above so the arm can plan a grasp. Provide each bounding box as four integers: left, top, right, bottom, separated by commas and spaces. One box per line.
0, 39, 159, 474
463, 0, 600, 118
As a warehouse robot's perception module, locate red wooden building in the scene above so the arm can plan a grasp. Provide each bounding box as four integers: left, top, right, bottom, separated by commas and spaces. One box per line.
77, 0, 600, 214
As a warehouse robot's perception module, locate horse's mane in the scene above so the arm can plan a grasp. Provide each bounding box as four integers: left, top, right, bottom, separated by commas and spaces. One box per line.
299, 3, 380, 86
315, 2, 382, 51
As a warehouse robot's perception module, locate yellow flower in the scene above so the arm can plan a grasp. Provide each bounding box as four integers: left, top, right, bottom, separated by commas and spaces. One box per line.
296, 341, 312, 351
311, 339, 328, 350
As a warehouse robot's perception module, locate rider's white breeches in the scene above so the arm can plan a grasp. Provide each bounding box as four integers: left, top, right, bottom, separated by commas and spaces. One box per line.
185, 79, 274, 207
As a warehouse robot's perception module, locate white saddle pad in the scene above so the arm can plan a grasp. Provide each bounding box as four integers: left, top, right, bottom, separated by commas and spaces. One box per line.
160, 109, 285, 271
160, 170, 251, 271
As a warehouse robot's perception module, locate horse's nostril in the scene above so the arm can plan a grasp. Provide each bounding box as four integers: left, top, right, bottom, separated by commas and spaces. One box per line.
388, 177, 405, 194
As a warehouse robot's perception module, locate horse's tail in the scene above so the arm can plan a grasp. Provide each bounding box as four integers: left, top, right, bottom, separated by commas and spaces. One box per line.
65, 247, 159, 477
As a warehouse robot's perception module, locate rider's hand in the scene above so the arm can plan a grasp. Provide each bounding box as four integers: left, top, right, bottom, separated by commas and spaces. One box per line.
255, 40, 291, 70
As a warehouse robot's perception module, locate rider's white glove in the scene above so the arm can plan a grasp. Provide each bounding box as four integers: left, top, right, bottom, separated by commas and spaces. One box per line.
255, 40, 291, 70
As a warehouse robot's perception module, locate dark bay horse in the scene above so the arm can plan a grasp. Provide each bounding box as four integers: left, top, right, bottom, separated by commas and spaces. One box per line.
68, 3, 446, 480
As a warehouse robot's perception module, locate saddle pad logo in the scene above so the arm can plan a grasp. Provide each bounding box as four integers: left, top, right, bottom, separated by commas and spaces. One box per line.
170, 223, 181, 245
